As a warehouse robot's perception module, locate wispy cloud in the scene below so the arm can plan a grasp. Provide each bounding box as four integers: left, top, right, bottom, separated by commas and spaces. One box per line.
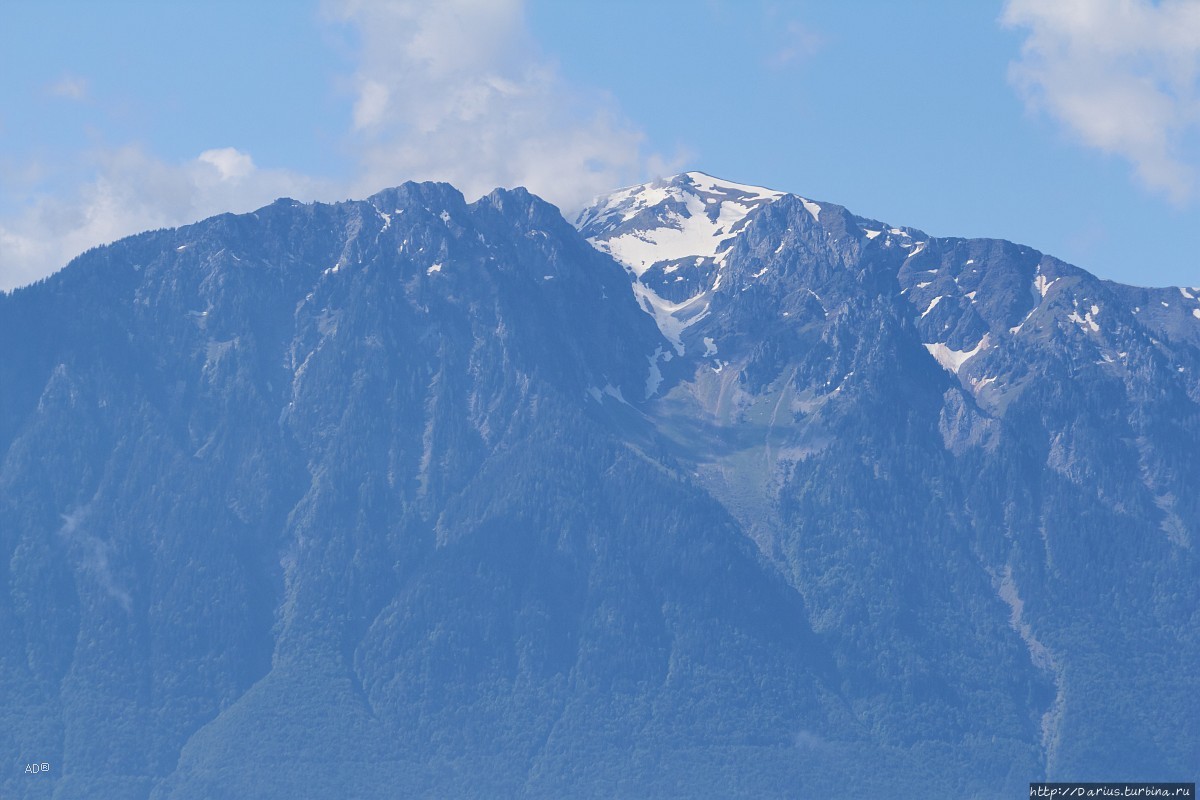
767, 20, 823, 69
328, 0, 672, 213
47, 73, 88, 101
0, 146, 326, 290
1003, 0, 1200, 203
0, 0, 676, 290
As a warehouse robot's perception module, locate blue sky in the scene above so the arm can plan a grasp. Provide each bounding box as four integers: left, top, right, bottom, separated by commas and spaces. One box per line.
1, 0, 1198, 290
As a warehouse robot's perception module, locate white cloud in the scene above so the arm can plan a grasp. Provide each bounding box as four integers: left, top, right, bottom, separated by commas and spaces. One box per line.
352, 79, 390, 130
0, 0, 678, 290
0, 146, 326, 291
197, 147, 256, 181
327, 0, 675, 214
1003, 0, 1200, 203
767, 20, 823, 69
48, 74, 88, 101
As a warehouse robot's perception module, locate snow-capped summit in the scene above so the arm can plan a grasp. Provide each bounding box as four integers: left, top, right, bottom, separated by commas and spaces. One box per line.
575, 172, 801, 359
5, 171, 1200, 798
576, 172, 786, 277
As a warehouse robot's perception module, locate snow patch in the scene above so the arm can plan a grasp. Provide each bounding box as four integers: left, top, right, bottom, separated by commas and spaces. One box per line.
605, 384, 628, 404
921, 295, 944, 319
580, 172, 783, 277
924, 334, 990, 374
580, 172, 786, 350
632, 282, 708, 355
645, 346, 671, 398
681, 172, 785, 200
1067, 302, 1100, 333
587, 383, 629, 405
594, 191, 759, 275
427, 263, 442, 275
1034, 274, 1058, 297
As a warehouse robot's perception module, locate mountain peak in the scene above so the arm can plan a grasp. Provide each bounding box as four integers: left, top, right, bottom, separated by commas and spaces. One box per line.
3, 170, 1200, 798
574, 172, 800, 357
675, 170, 784, 198
574, 172, 787, 276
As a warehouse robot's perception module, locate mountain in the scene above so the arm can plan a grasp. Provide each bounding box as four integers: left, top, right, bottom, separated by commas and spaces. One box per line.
579, 172, 1200, 778
0, 173, 1196, 799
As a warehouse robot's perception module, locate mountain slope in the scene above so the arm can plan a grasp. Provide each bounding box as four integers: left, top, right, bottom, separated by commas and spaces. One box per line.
0, 182, 852, 799
0, 173, 1196, 798
579, 173, 1200, 780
